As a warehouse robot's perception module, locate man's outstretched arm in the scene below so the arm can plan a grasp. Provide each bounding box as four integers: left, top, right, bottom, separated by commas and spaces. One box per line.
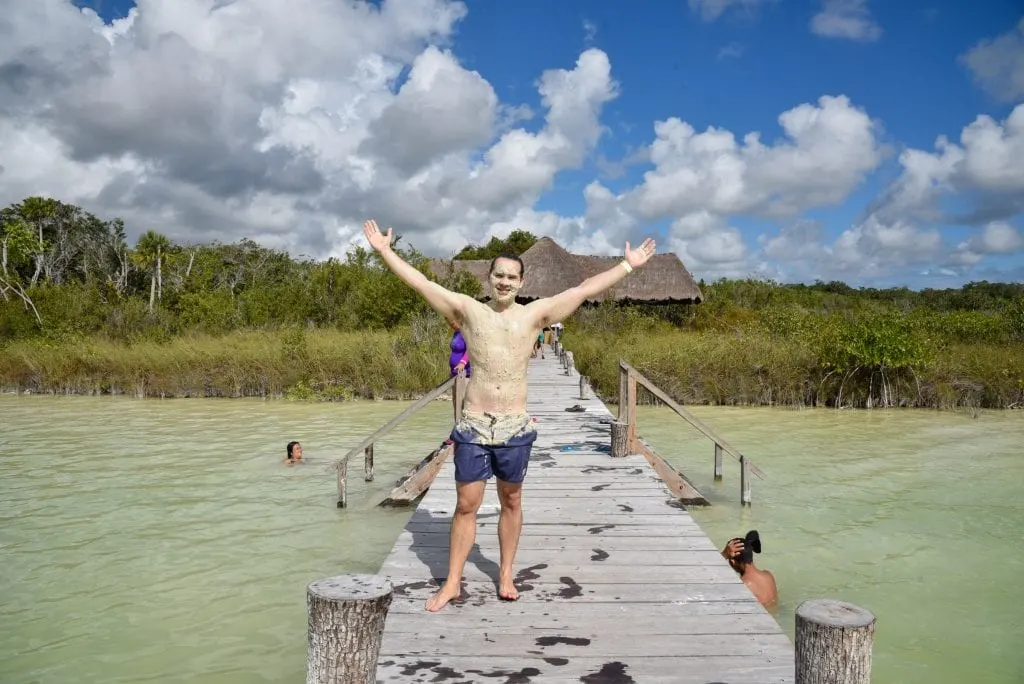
529, 238, 657, 327
363, 219, 466, 323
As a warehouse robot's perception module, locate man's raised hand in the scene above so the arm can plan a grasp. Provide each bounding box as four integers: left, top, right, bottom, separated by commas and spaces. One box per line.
363, 219, 393, 253
624, 237, 657, 268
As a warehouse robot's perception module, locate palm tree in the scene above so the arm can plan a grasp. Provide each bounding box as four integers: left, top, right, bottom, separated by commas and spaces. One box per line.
134, 230, 172, 313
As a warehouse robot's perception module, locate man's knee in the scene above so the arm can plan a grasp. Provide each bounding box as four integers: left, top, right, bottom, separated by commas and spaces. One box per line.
497, 483, 522, 511
455, 482, 485, 515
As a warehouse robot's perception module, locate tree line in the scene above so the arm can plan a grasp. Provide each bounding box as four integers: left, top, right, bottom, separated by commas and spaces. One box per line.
2, 196, 1021, 408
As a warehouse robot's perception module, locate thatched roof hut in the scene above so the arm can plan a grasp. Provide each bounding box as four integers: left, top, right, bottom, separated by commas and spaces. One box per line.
428, 237, 703, 304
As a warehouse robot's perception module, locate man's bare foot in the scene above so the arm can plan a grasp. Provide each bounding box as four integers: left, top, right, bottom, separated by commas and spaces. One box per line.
425, 582, 461, 612
498, 572, 519, 601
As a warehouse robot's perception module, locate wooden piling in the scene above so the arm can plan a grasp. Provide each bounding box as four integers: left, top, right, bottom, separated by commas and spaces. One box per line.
740, 455, 751, 506
364, 444, 374, 482
307, 574, 393, 684
337, 457, 348, 509
714, 443, 723, 481
795, 599, 876, 684
579, 375, 589, 399
610, 420, 629, 457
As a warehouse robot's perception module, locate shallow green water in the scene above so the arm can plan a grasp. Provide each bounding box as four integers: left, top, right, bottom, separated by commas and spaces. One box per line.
1, 396, 1021, 682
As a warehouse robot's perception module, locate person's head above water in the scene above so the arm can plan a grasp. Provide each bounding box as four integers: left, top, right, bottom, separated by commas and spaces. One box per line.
286, 441, 303, 462
487, 252, 525, 306
726, 529, 761, 574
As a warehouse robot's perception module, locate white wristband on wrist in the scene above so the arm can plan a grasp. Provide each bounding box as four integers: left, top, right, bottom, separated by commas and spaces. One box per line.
620, 260, 633, 274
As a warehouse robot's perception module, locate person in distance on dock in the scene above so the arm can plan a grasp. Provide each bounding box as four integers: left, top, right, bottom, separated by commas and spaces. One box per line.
363, 218, 657, 612
722, 530, 777, 608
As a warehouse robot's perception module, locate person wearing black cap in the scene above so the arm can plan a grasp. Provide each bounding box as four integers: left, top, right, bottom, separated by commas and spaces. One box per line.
722, 530, 777, 608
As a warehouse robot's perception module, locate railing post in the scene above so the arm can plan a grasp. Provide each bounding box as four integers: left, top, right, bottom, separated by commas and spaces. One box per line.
564, 351, 574, 376
740, 455, 751, 506
364, 444, 374, 482
307, 574, 393, 684
617, 364, 627, 422
579, 375, 589, 400
795, 599, 876, 684
453, 369, 466, 425
626, 373, 637, 451
337, 458, 348, 509
714, 443, 723, 481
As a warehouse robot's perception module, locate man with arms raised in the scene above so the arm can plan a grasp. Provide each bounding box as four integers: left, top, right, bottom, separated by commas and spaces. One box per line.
363, 219, 657, 612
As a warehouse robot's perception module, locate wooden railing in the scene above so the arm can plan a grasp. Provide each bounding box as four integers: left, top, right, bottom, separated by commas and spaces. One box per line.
332, 371, 467, 508
612, 359, 764, 505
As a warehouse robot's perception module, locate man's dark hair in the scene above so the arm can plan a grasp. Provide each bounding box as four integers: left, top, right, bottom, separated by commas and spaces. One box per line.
730, 530, 761, 566
488, 252, 525, 278
287, 441, 300, 458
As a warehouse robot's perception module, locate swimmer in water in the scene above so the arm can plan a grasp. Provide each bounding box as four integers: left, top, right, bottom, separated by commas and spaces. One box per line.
284, 441, 303, 465
363, 219, 656, 612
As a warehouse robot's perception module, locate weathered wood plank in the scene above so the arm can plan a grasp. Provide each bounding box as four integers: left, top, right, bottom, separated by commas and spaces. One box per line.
393, 530, 716, 548
401, 524, 712, 540
382, 545, 723, 566
382, 559, 737, 584
379, 631, 794, 658
384, 598, 765, 618
375, 655, 794, 683
385, 578, 760, 604
384, 611, 785, 636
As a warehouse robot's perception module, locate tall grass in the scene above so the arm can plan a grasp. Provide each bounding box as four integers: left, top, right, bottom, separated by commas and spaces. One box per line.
0, 321, 452, 399
569, 328, 1024, 410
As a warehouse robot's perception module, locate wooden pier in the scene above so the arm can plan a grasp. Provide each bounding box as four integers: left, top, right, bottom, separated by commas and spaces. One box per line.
369, 351, 795, 683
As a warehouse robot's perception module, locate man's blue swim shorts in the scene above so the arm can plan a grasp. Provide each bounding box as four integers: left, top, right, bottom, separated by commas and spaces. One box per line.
449, 412, 537, 484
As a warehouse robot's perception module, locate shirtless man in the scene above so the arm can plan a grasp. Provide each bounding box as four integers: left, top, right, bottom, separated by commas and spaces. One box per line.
362, 219, 657, 612
722, 536, 778, 608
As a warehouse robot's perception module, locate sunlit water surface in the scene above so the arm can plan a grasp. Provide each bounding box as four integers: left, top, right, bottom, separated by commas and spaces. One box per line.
1, 396, 1021, 683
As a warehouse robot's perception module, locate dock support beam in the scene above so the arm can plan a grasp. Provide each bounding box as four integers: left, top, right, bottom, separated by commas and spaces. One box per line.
714, 443, 723, 481
795, 599, 876, 684
740, 455, 751, 506
336, 458, 348, 509
364, 445, 374, 482
307, 574, 393, 684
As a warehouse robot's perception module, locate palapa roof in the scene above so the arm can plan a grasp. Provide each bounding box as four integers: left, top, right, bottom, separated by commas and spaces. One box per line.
427, 237, 703, 304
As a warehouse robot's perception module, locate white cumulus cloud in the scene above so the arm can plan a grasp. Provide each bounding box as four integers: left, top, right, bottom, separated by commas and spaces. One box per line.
811, 0, 882, 42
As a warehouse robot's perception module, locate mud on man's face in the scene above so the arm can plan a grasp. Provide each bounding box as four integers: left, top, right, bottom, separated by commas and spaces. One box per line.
488, 258, 523, 303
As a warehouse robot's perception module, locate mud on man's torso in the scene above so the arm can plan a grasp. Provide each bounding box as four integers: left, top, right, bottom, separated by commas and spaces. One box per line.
459, 299, 541, 415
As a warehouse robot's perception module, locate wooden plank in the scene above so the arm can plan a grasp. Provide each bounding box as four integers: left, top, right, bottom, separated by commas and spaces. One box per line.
395, 530, 710, 546
636, 438, 709, 506
375, 655, 794, 683
382, 545, 723, 565
397, 527, 715, 542
385, 598, 764, 618
379, 444, 452, 507
385, 578, 759, 604
383, 612, 784, 636
381, 560, 737, 584
379, 631, 793, 658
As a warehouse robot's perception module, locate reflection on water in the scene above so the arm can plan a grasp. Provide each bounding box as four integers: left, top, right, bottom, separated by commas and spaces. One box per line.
1, 396, 1021, 683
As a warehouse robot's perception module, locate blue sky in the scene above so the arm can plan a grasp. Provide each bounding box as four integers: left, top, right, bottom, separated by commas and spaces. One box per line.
19, 1, 1024, 287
